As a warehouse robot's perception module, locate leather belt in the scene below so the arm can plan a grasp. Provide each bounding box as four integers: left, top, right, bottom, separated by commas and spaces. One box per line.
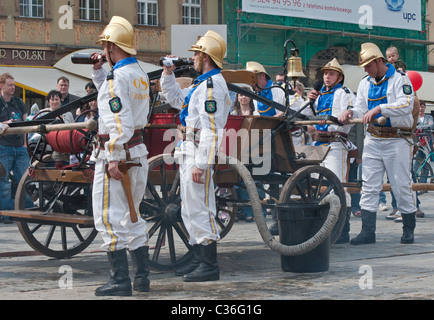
367, 124, 412, 138
312, 131, 348, 143
99, 129, 144, 150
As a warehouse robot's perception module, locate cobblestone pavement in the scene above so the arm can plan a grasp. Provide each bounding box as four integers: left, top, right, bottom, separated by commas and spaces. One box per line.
1, 192, 434, 302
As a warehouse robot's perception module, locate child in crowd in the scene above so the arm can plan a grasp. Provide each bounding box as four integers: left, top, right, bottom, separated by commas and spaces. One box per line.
386, 46, 407, 72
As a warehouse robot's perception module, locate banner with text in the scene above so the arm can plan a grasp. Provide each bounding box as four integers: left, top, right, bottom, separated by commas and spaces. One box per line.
242, 0, 421, 31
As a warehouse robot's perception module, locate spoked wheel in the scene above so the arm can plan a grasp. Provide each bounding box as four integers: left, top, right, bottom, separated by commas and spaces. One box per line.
141, 154, 188, 271
214, 185, 237, 239
279, 165, 347, 245
142, 154, 236, 271
14, 159, 97, 258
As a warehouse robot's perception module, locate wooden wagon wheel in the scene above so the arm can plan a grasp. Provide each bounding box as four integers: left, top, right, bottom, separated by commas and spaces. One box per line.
14, 158, 97, 258
141, 154, 237, 271
278, 165, 347, 245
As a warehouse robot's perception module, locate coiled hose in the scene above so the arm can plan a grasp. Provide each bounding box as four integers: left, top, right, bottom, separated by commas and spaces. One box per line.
221, 154, 341, 256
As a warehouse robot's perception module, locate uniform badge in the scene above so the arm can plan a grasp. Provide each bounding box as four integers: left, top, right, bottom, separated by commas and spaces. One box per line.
205, 100, 217, 114
109, 96, 122, 113
403, 85, 413, 95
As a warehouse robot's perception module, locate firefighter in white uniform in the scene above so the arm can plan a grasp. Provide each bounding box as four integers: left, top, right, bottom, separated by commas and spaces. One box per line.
307, 58, 356, 243
339, 43, 417, 245
91, 16, 150, 296
245, 61, 286, 116
288, 82, 313, 146
308, 58, 356, 182
160, 30, 231, 282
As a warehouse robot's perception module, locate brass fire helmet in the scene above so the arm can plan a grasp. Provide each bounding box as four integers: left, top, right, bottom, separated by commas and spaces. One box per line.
358, 42, 384, 68
245, 61, 270, 78
97, 16, 137, 56
321, 58, 345, 84
188, 30, 226, 69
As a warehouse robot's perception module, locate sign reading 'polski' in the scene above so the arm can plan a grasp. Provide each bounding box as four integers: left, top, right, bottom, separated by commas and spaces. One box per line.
242, 0, 421, 31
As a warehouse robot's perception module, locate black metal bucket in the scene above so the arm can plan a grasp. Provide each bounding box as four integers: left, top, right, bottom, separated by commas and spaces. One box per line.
276, 202, 330, 273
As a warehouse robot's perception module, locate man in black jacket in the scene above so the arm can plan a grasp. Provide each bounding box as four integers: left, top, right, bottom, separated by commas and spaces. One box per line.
0, 73, 31, 223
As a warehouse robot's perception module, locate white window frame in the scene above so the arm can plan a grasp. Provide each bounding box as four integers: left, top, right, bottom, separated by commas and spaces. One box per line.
19, 0, 45, 18
79, 0, 102, 22
138, 0, 158, 26
182, 0, 201, 25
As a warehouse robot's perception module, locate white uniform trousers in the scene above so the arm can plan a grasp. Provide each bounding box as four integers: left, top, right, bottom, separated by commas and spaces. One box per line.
360, 136, 417, 214
177, 141, 220, 246
320, 142, 351, 206
93, 157, 149, 252
321, 142, 348, 183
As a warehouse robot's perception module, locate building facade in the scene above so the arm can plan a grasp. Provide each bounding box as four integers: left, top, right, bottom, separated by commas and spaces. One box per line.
1, 0, 433, 108
426, 0, 434, 71
0, 0, 224, 108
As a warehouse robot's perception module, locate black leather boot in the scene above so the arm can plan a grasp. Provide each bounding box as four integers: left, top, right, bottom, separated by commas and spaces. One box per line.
335, 207, 351, 244
175, 244, 200, 276
401, 213, 416, 244
350, 210, 376, 245
183, 242, 219, 282
130, 246, 150, 292
95, 248, 132, 296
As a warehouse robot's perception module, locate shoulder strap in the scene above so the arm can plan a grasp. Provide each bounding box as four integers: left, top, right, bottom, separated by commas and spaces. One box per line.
206, 77, 213, 100
206, 77, 213, 88
0, 96, 5, 110
396, 69, 406, 76
342, 86, 353, 109
10, 97, 27, 119
412, 95, 420, 131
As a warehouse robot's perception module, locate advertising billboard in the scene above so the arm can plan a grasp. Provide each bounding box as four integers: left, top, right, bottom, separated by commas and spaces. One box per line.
242, 0, 421, 31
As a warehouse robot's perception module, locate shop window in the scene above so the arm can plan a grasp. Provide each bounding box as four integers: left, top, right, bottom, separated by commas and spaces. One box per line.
14, 86, 45, 112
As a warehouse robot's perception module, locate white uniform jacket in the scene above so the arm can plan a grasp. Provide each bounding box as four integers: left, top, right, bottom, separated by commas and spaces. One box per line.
272, 86, 286, 106
312, 85, 356, 135
352, 71, 414, 131
92, 61, 149, 162
161, 71, 231, 170
254, 86, 286, 116
289, 93, 312, 116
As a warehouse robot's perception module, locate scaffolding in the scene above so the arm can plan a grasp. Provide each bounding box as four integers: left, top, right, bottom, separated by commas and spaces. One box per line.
225, 0, 429, 82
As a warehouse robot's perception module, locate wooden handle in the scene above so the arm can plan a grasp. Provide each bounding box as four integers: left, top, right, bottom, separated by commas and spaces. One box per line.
349, 117, 387, 126
292, 117, 387, 126
343, 182, 434, 192
105, 160, 141, 224
3, 119, 98, 135
121, 171, 138, 223
145, 123, 179, 129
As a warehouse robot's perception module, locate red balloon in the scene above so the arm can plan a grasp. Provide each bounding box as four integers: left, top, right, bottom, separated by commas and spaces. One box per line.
406, 71, 423, 91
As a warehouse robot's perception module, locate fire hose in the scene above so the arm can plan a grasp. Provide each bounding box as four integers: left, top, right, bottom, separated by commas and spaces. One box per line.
219, 153, 341, 256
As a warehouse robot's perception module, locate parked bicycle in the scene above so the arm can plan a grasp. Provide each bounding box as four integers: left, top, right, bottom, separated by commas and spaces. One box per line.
412, 126, 434, 194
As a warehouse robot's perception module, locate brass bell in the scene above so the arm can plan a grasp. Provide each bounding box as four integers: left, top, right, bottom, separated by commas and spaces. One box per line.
286, 48, 306, 80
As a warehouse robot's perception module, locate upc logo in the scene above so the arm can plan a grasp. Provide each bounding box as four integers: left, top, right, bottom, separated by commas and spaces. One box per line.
385, 0, 416, 24
385, 0, 405, 12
